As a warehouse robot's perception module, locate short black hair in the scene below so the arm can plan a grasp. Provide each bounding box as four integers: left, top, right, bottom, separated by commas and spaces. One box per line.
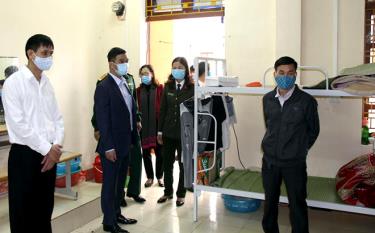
107, 47, 126, 62
4, 65, 19, 78
198, 61, 210, 77
274, 56, 298, 71
190, 65, 195, 73
25, 34, 54, 59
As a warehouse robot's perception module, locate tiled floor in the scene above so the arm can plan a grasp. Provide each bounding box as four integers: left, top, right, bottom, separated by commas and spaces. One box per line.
71, 180, 375, 233
1, 165, 375, 233
0, 181, 102, 233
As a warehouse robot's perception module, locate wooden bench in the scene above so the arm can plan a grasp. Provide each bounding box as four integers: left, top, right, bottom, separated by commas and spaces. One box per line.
0, 151, 82, 200
55, 151, 82, 200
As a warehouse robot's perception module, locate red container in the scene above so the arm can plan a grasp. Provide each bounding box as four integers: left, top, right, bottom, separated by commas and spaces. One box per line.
0, 181, 8, 196
55, 170, 81, 188
93, 155, 103, 183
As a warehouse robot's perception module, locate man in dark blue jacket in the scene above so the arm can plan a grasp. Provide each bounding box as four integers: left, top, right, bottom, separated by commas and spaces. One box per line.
261, 56, 320, 233
94, 47, 138, 233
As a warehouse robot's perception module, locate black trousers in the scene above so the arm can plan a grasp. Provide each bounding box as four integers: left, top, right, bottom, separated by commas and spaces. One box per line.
162, 137, 186, 198
8, 144, 56, 233
125, 140, 142, 197
262, 160, 308, 233
101, 153, 129, 226
142, 144, 163, 180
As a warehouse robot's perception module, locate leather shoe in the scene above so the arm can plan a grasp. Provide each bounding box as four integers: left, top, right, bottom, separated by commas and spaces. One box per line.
120, 198, 127, 207
144, 179, 153, 187
117, 214, 137, 225
127, 194, 146, 203
176, 198, 185, 207
157, 179, 164, 187
103, 224, 129, 233
157, 195, 173, 203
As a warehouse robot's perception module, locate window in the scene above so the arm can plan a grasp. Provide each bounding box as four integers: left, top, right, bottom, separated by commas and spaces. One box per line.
363, 1, 375, 135
146, 0, 225, 21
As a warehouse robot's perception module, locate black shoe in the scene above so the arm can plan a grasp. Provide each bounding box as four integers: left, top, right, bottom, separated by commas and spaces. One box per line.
117, 214, 137, 225
103, 224, 129, 233
176, 198, 185, 207
115, 224, 129, 233
120, 198, 127, 207
144, 179, 153, 187
157, 179, 164, 187
157, 195, 173, 203
127, 194, 146, 203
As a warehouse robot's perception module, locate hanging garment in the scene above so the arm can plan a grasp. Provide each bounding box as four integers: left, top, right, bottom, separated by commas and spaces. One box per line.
336, 153, 375, 207
221, 95, 237, 150
180, 98, 212, 188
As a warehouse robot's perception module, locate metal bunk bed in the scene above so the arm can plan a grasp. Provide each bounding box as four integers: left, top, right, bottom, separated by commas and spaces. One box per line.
191, 57, 375, 222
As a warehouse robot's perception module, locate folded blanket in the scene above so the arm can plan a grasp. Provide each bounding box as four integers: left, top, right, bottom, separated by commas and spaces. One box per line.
331, 75, 375, 96
303, 63, 375, 95
340, 63, 375, 76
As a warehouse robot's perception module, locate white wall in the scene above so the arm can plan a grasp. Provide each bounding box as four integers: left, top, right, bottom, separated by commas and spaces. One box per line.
0, 0, 366, 178
301, 0, 366, 177
225, 0, 366, 177
224, 0, 276, 171
0, 0, 146, 170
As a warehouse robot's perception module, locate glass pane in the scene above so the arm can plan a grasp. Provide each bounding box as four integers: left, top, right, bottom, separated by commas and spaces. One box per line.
154, 0, 182, 12
193, 0, 223, 9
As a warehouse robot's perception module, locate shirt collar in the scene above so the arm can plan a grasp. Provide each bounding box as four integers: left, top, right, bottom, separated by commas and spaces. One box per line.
176, 79, 185, 88
22, 65, 47, 85
109, 72, 125, 86
275, 85, 295, 98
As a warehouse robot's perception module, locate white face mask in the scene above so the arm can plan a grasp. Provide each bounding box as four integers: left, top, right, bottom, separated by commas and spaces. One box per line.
33, 55, 53, 71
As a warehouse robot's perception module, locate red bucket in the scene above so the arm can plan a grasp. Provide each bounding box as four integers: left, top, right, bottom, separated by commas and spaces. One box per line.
93, 155, 103, 183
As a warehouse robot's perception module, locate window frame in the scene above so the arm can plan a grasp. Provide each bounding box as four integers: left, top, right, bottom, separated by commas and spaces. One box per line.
145, 0, 225, 22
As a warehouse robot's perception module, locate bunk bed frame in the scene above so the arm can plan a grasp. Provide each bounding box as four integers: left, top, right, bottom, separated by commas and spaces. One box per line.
191, 57, 375, 222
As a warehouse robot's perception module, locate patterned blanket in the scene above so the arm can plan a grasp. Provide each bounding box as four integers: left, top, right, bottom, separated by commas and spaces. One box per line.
336, 153, 375, 207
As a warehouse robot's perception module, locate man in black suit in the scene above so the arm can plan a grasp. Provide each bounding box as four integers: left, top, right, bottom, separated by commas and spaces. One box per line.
94, 47, 138, 233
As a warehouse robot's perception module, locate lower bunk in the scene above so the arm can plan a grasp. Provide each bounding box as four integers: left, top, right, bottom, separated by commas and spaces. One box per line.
195, 167, 375, 216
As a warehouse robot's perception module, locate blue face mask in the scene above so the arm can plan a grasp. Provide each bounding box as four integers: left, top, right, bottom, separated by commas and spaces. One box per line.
117, 63, 128, 76
33, 55, 53, 71
141, 75, 152, 85
172, 69, 185, 80
275, 75, 296, 90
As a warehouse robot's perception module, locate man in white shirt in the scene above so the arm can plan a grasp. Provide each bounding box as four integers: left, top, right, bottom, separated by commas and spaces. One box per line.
2, 34, 64, 233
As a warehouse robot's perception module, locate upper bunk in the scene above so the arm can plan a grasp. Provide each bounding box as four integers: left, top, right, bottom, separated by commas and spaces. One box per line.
193, 57, 373, 98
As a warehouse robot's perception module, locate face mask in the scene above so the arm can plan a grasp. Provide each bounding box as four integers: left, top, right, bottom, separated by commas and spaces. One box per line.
275, 75, 296, 90
116, 63, 128, 76
172, 69, 185, 80
33, 55, 53, 71
141, 75, 152, 85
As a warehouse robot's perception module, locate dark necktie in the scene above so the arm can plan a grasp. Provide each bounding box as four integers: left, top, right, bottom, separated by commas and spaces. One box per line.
177, 83, 181, 93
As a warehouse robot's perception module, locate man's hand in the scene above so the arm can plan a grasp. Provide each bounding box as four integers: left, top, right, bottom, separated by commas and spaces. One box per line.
157, 135, 163, 145
41, 155, 56, 172
105, 150, 117, 162
41, 144, 62, 172
50, 144, 63, 162
137, 122, 142, 132
94, 130, 100, 141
